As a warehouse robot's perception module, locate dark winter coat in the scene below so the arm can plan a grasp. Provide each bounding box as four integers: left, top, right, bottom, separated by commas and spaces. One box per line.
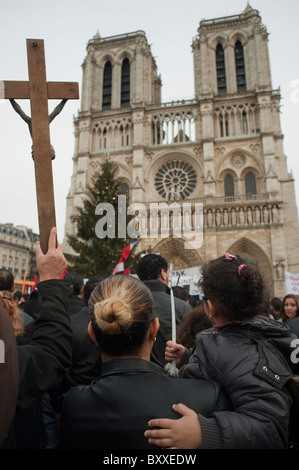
64, 306, 102, 391
179, 317, 298, 449
8, 280, 73, 448
61, 358, 230, 449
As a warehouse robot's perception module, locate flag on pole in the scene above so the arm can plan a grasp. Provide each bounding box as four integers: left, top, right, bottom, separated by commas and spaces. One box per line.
165, 262, 179, 377
61, 268, 68, 279
112, 239, 140, 275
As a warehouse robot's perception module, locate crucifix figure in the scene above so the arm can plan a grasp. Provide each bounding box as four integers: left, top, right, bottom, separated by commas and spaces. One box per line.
2, 39, 79, 253
9, 97, 68, 160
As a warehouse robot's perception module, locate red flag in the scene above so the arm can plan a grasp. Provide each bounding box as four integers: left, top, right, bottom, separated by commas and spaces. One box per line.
112, 239, 140, 275
32, 275, 38, 291
61, 268, 68, 279
113, 256, 125, 275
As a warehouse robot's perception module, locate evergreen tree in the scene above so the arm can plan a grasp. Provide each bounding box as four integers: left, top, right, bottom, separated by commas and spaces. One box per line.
66, 160, 138, 277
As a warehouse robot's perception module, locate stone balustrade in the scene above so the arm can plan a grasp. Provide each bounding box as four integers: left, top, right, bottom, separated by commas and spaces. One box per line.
139, 193, 282, 236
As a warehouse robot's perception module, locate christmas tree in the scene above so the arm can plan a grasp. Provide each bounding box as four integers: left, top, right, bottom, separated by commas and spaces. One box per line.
66, 160, 139, 277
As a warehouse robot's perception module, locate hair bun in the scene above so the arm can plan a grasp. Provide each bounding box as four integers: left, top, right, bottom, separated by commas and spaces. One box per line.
93, 297, 133, 334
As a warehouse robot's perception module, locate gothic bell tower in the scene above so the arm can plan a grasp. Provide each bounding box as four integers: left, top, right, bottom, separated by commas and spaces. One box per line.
64, 30, 162, 245
80, 30, 161, 112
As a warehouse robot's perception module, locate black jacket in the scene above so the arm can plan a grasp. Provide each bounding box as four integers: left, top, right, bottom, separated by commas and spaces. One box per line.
288, 316, 299, 337
144, 280, 190, 366
61, 358, 229, 449
64, 306, 102, 391
11, 280, 73, 448
68, 295, 85, 316
179, 317, 297, 449
48, 307, 102, 417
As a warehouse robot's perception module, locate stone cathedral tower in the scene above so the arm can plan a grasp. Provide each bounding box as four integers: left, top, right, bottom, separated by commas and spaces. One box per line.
64, 3, 299, 297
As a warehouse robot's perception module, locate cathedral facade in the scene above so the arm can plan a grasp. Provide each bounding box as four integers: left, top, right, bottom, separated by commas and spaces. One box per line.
64, 4, 299, 297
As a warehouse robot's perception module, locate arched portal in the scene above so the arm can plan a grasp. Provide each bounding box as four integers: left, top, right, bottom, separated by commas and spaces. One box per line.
152, 238, 203, 271
227, 237, 274, 296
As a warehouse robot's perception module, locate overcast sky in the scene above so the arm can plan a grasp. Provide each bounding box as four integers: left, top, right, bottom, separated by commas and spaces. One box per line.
1, 0, 299, 243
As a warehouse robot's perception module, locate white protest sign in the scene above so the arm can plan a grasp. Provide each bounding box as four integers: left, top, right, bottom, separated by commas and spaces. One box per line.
285, 272, 299, 295
172, 266, 202, 297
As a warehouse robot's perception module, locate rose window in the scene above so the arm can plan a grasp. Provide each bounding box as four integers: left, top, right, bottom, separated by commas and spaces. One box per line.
154, 160, 197, 201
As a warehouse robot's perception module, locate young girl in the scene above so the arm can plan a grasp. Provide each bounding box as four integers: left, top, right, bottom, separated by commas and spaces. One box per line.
145, 254, 298, 449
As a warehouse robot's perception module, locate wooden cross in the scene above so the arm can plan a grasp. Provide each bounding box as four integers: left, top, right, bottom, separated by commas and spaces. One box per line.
14, 272, 37, 294
1, 39, 79, 253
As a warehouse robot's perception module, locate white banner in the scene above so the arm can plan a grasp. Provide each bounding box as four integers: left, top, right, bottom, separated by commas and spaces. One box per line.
173, 266, 202, 297
285, 272, 299, 295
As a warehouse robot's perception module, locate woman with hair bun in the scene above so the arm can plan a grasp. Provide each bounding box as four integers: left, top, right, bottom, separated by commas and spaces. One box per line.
61, 274, 229, 449
145, 254, 299, 449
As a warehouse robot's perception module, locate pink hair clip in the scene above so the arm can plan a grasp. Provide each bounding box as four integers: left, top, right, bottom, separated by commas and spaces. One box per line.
238, 264, 246, 276
224, 253, 237, 261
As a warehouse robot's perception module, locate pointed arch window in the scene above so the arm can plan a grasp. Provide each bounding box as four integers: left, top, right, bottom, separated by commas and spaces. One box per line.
242, 110, 248, 134
119, 182, 130, 200
102, 61, 112, 110
220, 112, 230, 137
121, 58, 130, 107
224, 175, 235, 201
245, 173, 257, 199
235, 41, 246, 92
216, 44, 227, 95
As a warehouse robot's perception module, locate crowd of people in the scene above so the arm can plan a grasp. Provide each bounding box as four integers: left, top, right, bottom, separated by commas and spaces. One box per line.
0, 229, 299, 449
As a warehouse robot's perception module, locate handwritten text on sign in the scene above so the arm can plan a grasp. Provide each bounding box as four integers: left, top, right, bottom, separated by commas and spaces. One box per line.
285, 272, 299, 295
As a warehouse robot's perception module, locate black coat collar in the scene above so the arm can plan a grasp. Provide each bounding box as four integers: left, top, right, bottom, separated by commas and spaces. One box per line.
143, 280, 170, 295
100, 358, 168, 378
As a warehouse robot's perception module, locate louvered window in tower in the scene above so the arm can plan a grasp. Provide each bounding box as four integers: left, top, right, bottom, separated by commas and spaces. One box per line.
224, 175, 235, 201
245, 173, 257, 199
235, 41, 246, 92
103, 61, 112, 110
216, 44, 227, 95
121, 58, 130, 107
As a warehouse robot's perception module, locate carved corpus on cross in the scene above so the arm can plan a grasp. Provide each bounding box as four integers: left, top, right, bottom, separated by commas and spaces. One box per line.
1, 39, 79, 253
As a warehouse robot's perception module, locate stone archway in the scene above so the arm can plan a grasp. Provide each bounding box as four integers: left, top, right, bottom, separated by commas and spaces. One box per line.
227, 237, 274, 296
152, 238, 203, 271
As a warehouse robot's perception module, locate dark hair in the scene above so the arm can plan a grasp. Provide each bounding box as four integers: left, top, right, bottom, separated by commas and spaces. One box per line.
63, 271, 84, 295
83, 275, 106, 305
280, 294, 299, 323
0, 269, 14, 291
13, 291, 22, 301
270, 297, 282, 313
136, 254, 168, 281
88, 274, 154, 356
176, 302, 212, 348
172, 286, 188, 302
199, 254, 267, 322
187, 295, 197, 308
